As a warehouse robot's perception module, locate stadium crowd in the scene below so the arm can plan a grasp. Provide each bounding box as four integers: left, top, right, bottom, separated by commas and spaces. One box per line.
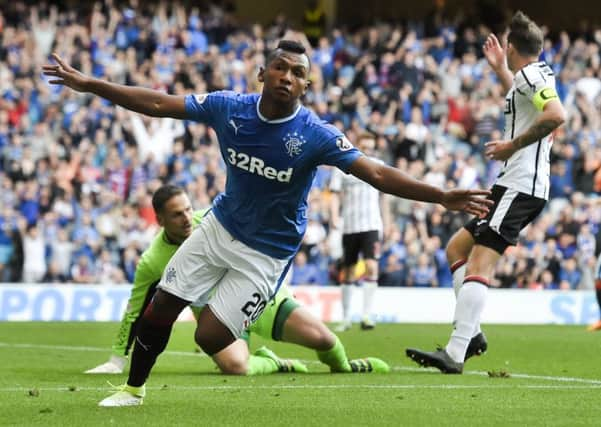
0, 1, 600, 290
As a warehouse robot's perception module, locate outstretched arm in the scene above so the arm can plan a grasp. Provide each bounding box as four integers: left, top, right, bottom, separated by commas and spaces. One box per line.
348, 156, 492, 216
43, 53, 187, 119
483, 33, 513, 93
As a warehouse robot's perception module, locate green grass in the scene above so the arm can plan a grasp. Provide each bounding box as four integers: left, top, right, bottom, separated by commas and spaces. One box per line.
1, 322, 600, 427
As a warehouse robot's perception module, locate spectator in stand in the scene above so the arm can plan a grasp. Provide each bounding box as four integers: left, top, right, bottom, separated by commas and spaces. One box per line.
559, 258, 582, 290
22, 223, 46, 283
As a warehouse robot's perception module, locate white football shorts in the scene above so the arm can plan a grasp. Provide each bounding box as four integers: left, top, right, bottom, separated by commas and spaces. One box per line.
158, 211, 291, 338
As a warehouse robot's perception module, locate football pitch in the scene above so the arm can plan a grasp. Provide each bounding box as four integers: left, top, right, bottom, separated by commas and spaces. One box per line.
1, 322, 599, 427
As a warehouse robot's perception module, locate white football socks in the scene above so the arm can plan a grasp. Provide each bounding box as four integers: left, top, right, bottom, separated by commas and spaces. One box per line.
341, 284, 353, 323
451, 259, 481, 336
446, 277, 488, 363
362, 279, 377, 321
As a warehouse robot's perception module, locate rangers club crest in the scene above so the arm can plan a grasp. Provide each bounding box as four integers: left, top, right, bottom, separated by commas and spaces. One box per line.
165, 266, 176, 284
283, 132, 306, 157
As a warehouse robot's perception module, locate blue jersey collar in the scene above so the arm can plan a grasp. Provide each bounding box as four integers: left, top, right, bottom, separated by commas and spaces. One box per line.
256, 96, 301, 124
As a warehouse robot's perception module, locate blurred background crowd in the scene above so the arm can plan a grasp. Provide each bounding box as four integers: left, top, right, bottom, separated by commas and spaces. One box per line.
0, 0, 600, 290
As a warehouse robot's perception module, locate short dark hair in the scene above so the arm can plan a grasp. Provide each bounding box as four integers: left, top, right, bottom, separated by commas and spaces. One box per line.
507, 11, 543, 57
266, 40, 310, 68
152, 185, 184, 214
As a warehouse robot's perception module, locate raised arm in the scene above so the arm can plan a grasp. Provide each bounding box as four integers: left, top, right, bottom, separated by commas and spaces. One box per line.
42, 53, 188, 119
483, 33, 513, 93
348, 156, 492, 216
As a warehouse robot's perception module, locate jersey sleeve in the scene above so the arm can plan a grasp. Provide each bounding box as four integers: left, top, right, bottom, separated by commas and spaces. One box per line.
184, 91, 232, 125
515, 66, 559, 111
317, 129, 362, 173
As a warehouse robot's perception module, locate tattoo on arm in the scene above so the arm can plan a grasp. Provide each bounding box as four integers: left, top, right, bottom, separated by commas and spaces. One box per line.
512, 119, 558, 150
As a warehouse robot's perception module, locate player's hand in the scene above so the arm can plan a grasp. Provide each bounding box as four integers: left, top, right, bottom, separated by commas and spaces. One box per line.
42, 53, 90, 92
485, 140, 517, 161
482, 33, 506, 70
441, 189, 493, 216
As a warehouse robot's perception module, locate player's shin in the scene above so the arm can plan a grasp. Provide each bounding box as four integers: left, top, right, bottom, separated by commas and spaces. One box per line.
450, 260, 481, 336
362, 278, 377, 324
446, 277, 488, 363
341, 284, 353, 324
317, 335, 351, 372
127, 316, 174, 387
450, 260, 467, 298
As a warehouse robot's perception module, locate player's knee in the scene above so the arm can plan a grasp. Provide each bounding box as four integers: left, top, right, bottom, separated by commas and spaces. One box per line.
143, 290, 187, 326
215, 355, 248, 375
310, 325, 336, 351
194, 330, 215, 354
194, 328, 235, 356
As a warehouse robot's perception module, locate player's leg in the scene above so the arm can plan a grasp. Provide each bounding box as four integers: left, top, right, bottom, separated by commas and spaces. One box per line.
99, 217, 227, 406
198, 303, 304, 375
445, 226, 487, 354
198, 301, 301, 376
99, 289, 190, 406
196, 298, 306, 375
86, 281, 159, 374
251, 287, 387, 373
360, 258, 378, 329
197, 230, 305, 373
446, 227, 475, 298
408, 188, 546, 373
279, 304, 389, 373
337, 233, 359, 332
444, 244, 500, 364
128, 289, 190, 384
407, 208, 504, 374
337, 265, 354, 331
282, 305, 336, 350
211, 339, 250, 374
211, 339, 304, 375
359, 230, 380, 330
406, 244, 500, 374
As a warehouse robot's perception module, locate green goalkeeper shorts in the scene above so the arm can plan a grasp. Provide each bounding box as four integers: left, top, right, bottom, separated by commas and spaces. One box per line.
249, 286, 300, 341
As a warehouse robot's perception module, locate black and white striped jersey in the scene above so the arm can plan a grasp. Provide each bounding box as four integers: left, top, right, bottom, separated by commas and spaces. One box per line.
497, 61, 556, 199
329, 157, 384, 234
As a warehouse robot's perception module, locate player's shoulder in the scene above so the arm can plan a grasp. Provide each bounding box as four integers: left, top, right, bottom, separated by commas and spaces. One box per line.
298, 106, 344, 141
516, 61, 554, 90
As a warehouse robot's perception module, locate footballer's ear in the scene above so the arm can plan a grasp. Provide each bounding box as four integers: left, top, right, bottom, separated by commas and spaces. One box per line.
257, 66, 265, 83
302, 79, 311, 95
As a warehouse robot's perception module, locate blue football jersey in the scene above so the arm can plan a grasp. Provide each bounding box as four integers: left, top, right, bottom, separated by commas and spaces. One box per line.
185, 91, 362, 259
